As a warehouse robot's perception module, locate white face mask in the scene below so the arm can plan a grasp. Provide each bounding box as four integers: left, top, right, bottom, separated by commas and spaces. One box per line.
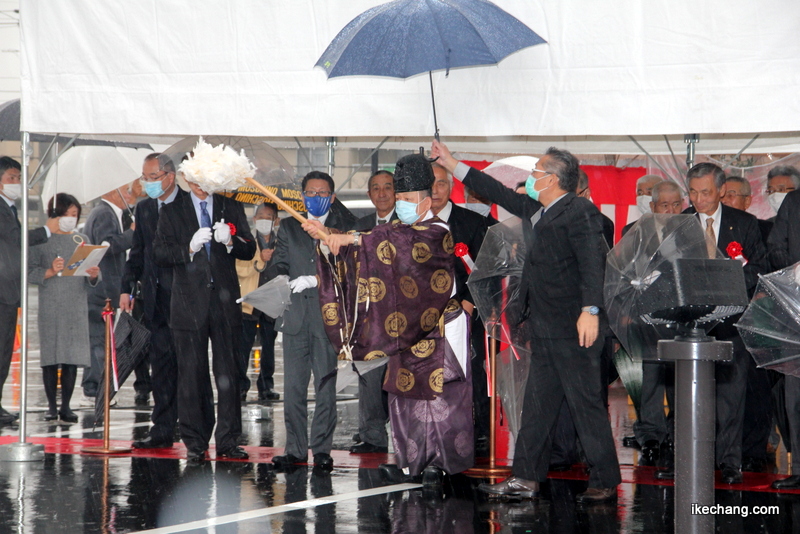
255, 219, 273, 235
636, 195, 652, 215
768, 192, 787, 214
1, 183, 21, 201
465, 202, 491, 217
58, 216, 77, 233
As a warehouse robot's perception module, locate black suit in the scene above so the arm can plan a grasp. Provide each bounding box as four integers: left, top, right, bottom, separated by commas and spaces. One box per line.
768, 191, 800, 472
120, 188, 188, 442
0, 199, 48, 410
153, 192, 255, 454
349, 211, 397, 448
463, 167, 620, 488
685, 203, 769, 468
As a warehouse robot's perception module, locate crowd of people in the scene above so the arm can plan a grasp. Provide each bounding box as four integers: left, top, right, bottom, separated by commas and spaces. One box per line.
1, 141, 800, 500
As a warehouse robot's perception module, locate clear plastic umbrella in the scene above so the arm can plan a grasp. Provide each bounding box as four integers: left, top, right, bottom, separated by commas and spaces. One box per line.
237, 275, 292, 320
736, 263, 800, 377
483, 156, 539, 190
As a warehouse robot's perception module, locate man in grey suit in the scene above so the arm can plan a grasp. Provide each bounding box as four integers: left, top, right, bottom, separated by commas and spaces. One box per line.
0, 156, 58, 424
82, 186, 137, 400
269, 170, 353, 471
349, 170, 396, 454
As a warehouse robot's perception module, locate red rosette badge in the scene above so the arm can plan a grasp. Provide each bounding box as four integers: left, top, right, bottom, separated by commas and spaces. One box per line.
726, 241, 747, 265
454, 242, 474, 273
227, 222, 237, 236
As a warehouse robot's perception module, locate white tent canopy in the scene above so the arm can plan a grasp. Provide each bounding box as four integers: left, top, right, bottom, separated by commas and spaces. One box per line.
19, 0, 800, 155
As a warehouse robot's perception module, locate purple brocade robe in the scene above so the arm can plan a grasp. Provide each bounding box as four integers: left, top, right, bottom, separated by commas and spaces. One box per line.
317, 217, 474, 474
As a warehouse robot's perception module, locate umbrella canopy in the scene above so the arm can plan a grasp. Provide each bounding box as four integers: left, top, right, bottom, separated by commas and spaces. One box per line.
41, 146, 150, 205
604, 214, 713, 361
238, 275, 292, 319
736, 264, 800, 377
483, 156, 539, 190
316, 0, 545, 136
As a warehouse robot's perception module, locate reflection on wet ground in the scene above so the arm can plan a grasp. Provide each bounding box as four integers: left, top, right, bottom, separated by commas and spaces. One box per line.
0, 308, 798, 532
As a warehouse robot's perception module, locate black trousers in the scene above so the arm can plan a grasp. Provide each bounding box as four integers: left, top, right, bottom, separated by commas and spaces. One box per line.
513, 336, 621, 488
145, 287, 179, 443
714, 334, 750, 468
173, 288, 242, 453
357, 365, 389, 447
741, 358, 773, 461
0, 302, 17, 407
238, 313, 278, 394
634, 361, 675, 446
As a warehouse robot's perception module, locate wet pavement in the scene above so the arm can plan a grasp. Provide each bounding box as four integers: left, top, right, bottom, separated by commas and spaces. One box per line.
2, 296, 800, 532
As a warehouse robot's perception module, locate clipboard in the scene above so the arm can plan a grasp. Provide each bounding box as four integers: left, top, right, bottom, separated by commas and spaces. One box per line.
61, 243, 109, 277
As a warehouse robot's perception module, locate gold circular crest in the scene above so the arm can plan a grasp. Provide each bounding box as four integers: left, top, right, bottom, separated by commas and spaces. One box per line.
376, 240, 397, 265
429, 368, 444, 393
443, 232, 455, 254
357, 278, 369, 303
397, 368, 415, 392
444, 299, 461, 314
399, 276, 419, 299
420, 308, 440, 331
321, 303, 340, 326
411, 339, 436, 358
412, 242, 432, 263
385, 311, 408, 338
365, 350, 388, 361
430, 269, 452, 294
368, 277, 387, 302
411, 225, 427, 231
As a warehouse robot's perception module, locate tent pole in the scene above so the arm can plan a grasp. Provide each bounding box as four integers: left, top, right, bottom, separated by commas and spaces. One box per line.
0, 131, 44, 462
30, 134, 80, 187
326, 137, 337, 177
663, 136, 688, 190
628, 136, 675, 181
684, 134, 699, 169
724, 134, 761, 168
335, 137, 389, 193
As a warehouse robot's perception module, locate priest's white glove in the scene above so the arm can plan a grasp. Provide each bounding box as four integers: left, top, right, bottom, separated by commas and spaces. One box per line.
189, 227, 213, 253
289, 275, 317, 293
213, 219, 231, 244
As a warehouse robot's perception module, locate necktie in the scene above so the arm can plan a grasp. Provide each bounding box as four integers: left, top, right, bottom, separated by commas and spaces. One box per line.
158, 201, 164, 212
377, 218, 387, 225
122, 210, 133, 230
705, 217, 716, 258
10, 204, 19, 227
200, 201, 212, 258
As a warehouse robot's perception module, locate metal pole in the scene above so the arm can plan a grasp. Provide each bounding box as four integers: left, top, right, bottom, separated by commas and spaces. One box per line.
335, 137, 389, 193
628, 136, 676, 181
685, 134, 699, 169
326, 137, 336, 177
0, 131, 44, 462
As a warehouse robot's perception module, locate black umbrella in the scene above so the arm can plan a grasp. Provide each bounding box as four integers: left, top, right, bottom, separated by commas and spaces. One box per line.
94, 312, 151, 425
315, 0, 546, 139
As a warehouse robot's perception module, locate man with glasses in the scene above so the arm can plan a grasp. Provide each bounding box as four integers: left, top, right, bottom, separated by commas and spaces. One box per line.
766, 165, 800, 215
268, 171, 352, 472
120, 153, 186, 449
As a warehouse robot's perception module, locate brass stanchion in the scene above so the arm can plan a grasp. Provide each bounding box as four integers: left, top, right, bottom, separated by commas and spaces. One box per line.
464, 327, 512, 479
83, 300, 130, 455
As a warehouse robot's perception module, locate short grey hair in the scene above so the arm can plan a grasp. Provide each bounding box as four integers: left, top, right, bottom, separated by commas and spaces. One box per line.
636, 174, 664, 188
768, 165, 800, 189
687, 162, 726, 189
724, 176, 751, 196
651, 181, 683, 203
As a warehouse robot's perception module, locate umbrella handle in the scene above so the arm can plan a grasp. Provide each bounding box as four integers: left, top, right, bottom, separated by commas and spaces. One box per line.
244, 177, 329, 240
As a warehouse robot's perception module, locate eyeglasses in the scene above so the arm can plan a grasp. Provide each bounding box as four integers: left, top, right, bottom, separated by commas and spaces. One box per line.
303, 190, 332, 198
140, 172, 168, 183
767, 186, 796, 194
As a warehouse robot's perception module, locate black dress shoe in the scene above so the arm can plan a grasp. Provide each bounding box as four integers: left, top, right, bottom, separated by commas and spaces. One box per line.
576, 487, 618, 504
132, 436, 173, 449
218, 446, 249, 460
720, 464, 742, 484
134, 392, 150, 406
261, 390, 280, 401
58, 409, 78, 423
272, 454, 305, 468
350, 442, 389, 454
478, 476, 540, 499
186, 449, 207, 465
44, 409, 58, 421
622, 436, 641, 449
379, 463, 417, 484
772, 475, 800, 490
0, 408, 19, 425
654, 468, 674, 480
741, 456, 767, 473
640, 440, 661, 466
422, 466, 444, 487
313, 453, 334, 471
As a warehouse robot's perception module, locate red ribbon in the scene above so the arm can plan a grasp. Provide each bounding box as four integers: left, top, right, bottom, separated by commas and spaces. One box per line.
726, 241, 747, 265
454, 242, 469, 257
227, 222, 237, 236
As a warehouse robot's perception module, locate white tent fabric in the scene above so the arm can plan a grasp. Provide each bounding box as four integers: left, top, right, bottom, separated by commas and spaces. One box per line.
19, 0, 800, 146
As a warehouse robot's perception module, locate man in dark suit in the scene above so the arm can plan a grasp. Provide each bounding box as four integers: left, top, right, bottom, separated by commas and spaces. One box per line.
349, 170, 396, 454
432, 140, 621, 504
269, 171, 353, 471
152, 172, 255, 463
83, 186, 137, 401
768, 187, 800, 488
120, 153, 187, 448
577, 169, 614, 248
671, 162, 769, 484
0, 156, 57, 424
430, 162, 494, 454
